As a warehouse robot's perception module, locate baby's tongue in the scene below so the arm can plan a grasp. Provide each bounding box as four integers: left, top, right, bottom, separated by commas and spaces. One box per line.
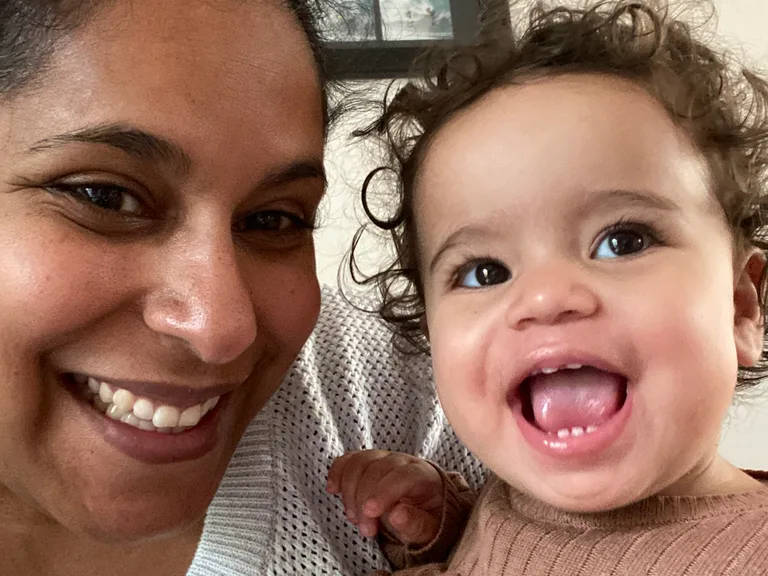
528, 367, 624, 433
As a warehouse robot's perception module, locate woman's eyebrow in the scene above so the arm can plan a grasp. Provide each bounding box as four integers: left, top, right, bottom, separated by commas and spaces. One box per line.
26, 123, 193, 174
257, 159, 327, 192
25, 123, 326, 191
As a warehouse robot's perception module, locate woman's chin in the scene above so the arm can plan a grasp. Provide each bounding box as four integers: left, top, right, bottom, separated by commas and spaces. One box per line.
70, 490, 212, 544
51, 458, 225, 543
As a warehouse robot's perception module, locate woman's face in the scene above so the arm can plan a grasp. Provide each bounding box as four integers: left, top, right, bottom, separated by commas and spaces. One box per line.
0, 0, 324, 541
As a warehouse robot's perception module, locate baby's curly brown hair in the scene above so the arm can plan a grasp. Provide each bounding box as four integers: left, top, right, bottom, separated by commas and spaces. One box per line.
349, 0, 768, 389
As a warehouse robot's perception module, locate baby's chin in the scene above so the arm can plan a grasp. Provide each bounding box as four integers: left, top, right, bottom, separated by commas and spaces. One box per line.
499, 466, 657, 514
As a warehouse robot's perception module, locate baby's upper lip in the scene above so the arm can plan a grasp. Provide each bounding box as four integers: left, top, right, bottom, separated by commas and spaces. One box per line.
73, 373, 243, 406
506, 348, 626, 397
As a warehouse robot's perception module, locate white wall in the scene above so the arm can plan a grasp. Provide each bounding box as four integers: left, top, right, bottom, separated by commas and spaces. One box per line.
708, 0, 768, 469
316, 1, 768, 469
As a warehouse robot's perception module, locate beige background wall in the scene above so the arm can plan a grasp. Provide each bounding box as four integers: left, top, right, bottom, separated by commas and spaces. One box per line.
315, 0, 768, 468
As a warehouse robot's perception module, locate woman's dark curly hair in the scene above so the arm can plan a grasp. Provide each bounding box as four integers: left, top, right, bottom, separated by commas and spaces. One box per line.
350, 0, 768, 389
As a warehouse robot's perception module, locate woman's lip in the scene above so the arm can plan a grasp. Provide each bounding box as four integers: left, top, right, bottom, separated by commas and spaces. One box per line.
76, 391, 229, 464
509, 383, 633, 460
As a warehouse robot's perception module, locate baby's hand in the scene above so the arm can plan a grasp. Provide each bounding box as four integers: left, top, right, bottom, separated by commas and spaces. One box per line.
327, 450, 444, 546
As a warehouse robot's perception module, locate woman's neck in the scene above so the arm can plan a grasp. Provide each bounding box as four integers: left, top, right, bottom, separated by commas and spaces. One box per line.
0, 487, 203, 576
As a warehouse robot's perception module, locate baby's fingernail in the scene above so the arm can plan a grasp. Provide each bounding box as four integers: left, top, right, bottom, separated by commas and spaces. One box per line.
363, 500, 378, 516
360, 523, 376, 538
326, 481, 336, 493
347, 510, 357, 523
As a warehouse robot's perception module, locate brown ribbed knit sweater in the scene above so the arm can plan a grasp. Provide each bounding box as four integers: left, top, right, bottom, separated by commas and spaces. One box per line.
377, 471, 768, 576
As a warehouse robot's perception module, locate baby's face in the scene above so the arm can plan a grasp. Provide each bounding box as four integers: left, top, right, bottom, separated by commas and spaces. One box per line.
416, 73, 764, 512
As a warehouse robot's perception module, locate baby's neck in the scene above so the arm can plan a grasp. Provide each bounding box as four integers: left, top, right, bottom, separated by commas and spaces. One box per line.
658, 454, 765, 497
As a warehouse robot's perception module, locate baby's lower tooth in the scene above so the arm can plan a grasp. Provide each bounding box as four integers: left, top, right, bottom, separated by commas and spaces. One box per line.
586, 425, 599, 434
557, 429, 570, 439
571, 427, 584, 437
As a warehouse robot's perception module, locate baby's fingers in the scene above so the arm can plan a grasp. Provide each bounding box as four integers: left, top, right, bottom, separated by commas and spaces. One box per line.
326, 452, 352, 495
362, 461, 442, 519
385, 502, 442, 546
327, 450, 391, 524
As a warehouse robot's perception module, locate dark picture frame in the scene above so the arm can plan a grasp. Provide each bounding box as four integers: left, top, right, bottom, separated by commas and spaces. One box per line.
324, 0, 511, 79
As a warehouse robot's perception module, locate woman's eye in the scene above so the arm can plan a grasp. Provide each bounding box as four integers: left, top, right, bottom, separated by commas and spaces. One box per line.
54, 184, 142, 214
593, 228, 654, 259
459, 260, 511, 288
235, 210, 311, 233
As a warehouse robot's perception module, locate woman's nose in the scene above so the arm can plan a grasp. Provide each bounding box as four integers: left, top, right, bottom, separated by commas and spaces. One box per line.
142, 232, 257, 365
504, 262, 600, 331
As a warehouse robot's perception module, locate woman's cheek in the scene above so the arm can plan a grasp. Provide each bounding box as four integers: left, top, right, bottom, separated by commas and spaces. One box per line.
249, 248, 321, 350
0, 223, 136, 345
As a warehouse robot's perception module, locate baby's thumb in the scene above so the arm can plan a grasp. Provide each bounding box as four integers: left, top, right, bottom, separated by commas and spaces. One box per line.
384, 502, 440, 546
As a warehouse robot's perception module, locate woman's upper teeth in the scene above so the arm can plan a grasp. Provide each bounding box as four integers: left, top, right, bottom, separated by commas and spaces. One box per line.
85, 376, 219, 429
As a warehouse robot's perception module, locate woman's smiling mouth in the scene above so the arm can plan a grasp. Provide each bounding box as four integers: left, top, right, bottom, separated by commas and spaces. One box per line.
76, 373, 220, 433
61, 372, 237, 464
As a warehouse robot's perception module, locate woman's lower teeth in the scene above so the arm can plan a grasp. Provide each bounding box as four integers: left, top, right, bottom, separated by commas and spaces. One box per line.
80, 376, 219, 434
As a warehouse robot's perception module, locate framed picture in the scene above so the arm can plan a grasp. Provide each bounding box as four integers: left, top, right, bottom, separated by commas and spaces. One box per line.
323, 0, 511, 79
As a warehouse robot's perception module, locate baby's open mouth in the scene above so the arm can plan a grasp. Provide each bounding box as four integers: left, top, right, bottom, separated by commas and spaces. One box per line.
517, 364, 628, 439
65, 373, 220, 434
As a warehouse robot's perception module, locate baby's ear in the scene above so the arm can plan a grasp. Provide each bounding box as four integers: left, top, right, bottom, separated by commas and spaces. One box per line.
734, 248, 766, 366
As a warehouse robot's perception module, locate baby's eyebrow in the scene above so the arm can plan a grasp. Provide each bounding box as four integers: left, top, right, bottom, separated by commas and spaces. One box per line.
429, 223, 500, 275
580, 188, 681, 215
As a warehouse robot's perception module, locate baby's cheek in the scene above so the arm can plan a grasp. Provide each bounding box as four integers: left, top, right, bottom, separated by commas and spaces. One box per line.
431, 318, 510, 448
432, 323, 485, 402
627, 276, 739, 432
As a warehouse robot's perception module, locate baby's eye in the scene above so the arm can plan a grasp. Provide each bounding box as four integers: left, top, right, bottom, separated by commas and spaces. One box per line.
53, 184, 142, 214
593, 227, 655, 259
459, 260, 511, 288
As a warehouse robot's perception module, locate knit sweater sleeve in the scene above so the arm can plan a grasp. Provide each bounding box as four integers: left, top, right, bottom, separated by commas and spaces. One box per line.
377, 466, 477, 571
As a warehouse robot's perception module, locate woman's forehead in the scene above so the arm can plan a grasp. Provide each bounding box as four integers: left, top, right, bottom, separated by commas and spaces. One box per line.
57, 0, 318, 103
3, 0, 324, 176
